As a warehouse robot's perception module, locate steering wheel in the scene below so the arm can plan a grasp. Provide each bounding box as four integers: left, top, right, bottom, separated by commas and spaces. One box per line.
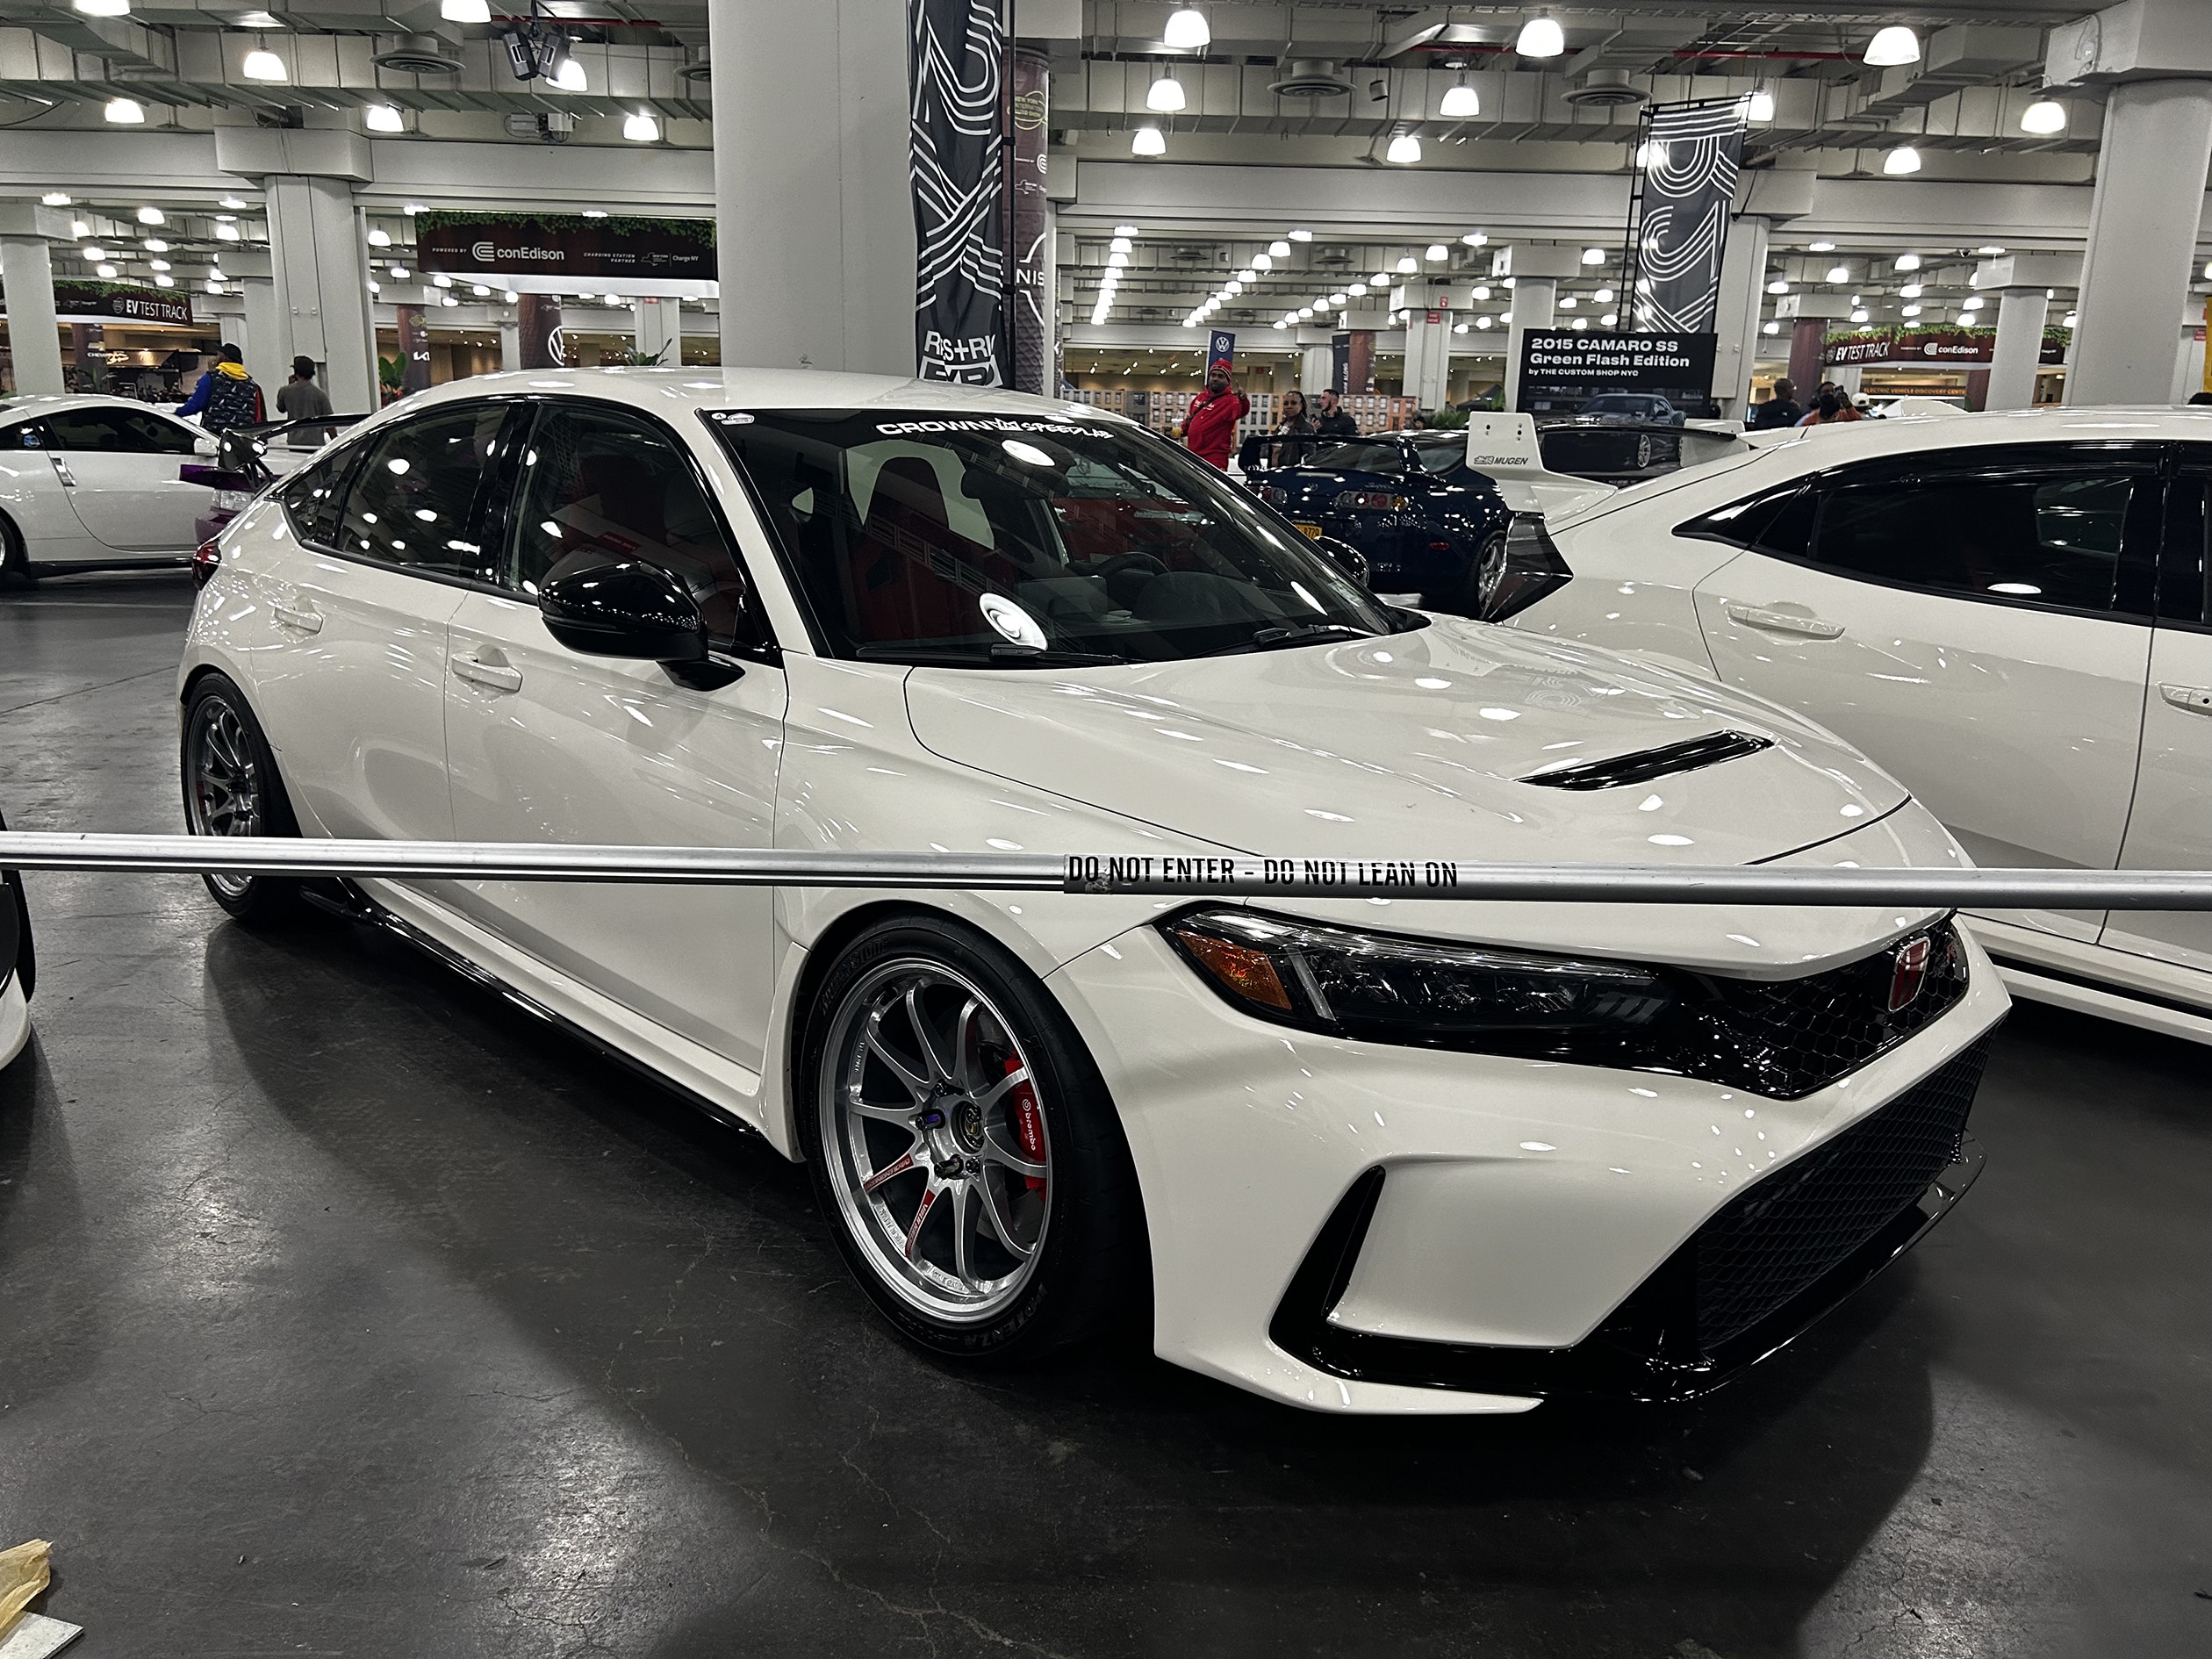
1092, 550, 1168, 607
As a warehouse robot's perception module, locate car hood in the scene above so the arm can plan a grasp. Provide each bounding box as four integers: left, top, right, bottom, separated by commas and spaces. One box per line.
903, 614, 1907, 869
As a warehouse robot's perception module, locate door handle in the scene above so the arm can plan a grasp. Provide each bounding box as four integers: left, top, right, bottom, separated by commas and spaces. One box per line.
271, 602, 323, 634
453, 656, 523, 693
1724, 603, 1846, 640
49, 457, 75, 489
2158, 682, 2212, 716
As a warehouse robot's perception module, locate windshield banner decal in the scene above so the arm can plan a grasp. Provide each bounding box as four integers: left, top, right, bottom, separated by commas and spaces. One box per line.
909, 0, 1009, 385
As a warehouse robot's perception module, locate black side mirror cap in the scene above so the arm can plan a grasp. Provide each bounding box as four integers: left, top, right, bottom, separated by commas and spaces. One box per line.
538, 552, 709, 664
1314, 535, 1370, 588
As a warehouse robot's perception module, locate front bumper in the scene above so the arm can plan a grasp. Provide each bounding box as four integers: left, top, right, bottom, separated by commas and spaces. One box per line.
1047, 922, 2009, 1414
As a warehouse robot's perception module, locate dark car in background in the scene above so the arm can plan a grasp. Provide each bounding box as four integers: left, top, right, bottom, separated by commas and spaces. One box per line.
1249, 432, 1514, 610
1577, 391, 1684, 425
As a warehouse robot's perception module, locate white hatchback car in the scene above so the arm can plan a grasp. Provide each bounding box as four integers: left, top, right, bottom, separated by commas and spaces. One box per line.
176, 370, 2007, 1412
1497, 406, 2212, 1045
0, 394, 230, 579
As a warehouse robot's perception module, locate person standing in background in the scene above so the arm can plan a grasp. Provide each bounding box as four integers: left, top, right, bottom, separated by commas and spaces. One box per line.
178, 344, 265, 432
1751, 377, 1803, 430
276, 356, 333, 421
1312, 387, 1360, 438
1267, 389, 1318, 468
1183, 363, 1249, 470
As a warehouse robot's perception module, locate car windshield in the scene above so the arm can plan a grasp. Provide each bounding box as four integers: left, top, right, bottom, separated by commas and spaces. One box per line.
711, 408, 1403, 664
1408, 437, 1466, 474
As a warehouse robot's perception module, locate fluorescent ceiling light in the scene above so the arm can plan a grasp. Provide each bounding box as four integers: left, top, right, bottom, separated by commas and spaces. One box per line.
1882, 145, 1921, 175
1146, 75, 1186, 112
622, 111, 660, 141
1131, 125, 1166, 155
1746, 88, 1774, 123
1864, 26, 1921, 68
104, 97, 145, 123
441, 0, 491, 19
242, 47, 287, 81
1385, 133, 1421, 164
1516, 17, 1564, 58
1162, 8, 1210, 50
2020, 98, 2066, 136
1439, 83, 1478, 118
365, 104, 405, 133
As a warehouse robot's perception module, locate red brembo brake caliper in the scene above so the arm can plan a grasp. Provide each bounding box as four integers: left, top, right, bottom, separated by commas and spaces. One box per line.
1005, 1055, 1047, 1195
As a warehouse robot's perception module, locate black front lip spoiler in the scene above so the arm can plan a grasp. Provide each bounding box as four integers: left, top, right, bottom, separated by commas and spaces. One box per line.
1268, 1137, 1985, 1405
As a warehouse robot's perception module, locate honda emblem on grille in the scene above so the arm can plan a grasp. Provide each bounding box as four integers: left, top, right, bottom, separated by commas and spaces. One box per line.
1888, 936, 1934, 1012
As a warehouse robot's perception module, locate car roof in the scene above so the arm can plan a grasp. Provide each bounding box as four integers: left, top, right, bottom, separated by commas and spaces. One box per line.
1744, 404, 2212, 465
387, 368, 1139, 428
0, 393, 189, 420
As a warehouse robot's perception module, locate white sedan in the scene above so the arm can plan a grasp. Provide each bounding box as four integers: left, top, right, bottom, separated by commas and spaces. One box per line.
0, 393, 230, 580
176, 370, 2007, 1412
1499, 405, 2212, 1044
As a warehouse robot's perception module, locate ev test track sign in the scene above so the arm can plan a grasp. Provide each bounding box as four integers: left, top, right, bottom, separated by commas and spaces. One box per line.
1514, 330, 1719, 413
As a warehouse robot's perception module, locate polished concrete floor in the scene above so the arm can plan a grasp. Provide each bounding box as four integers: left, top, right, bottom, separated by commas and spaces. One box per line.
1, 575, 2208, 1659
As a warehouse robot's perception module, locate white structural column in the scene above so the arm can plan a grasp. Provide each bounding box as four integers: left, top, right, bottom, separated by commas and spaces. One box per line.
0, 228, 64, 395
1495, 244, 1575, 413
219, 247, 279, 376
1402, 310, 1453, 410
1975, 253, 2079, 410
499, 318, 522, 372
708, 0, 915, 375
2066, 79, 2212, 405
1299, 341, 1333, 394
1709, 214, 1772, 418
262, 176, 378, 416
636, 297, 682, 364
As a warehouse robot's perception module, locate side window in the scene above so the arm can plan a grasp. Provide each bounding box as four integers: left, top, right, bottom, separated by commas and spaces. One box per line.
1677, 482, 1814, 557
2160, 472, 2208, 627
507, 404, 762, 647
277, 448, 356, 549
116, 411, 200, 455
336, 404, 506, 578
1813, 469, 2142, 614
45, 409, 137, 452
5, 421, 47, 450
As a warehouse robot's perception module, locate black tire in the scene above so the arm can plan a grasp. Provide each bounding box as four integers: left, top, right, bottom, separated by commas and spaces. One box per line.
179, 672, 303, 924
797, 912, 1147, 1362
0, 515, 32, 588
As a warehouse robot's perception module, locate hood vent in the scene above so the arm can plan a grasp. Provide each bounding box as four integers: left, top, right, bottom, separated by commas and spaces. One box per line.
1519, 730, 1772, 791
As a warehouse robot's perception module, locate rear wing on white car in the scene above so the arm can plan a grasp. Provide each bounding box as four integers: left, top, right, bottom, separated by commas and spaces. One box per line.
1461, 413, 1615, 520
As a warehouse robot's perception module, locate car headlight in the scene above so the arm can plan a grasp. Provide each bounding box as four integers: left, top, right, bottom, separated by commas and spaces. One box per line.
1161, 908, 1673, 1059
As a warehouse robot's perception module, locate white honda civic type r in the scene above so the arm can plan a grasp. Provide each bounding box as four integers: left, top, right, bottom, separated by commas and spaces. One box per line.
1495, 406, 2212, 1046
176, 370, 2007, 1412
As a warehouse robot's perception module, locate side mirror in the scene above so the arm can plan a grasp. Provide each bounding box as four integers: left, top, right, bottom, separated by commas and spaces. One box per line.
192, 436, 219, 456
1314, 535, 1370, 588
539, 553, 709, 664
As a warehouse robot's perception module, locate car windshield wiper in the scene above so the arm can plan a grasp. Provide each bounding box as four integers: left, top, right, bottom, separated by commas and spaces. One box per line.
1201, 622, 1375, 657
854, 643, 1130, 669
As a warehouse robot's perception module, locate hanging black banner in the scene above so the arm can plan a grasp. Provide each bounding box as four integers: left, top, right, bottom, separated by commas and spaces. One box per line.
1624, 97, 1748, 334
909, 0, 1007, 384
1008, 47, 1052, 395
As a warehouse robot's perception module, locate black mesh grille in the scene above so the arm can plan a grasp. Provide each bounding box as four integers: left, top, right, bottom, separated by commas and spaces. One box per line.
1663, 921, 1971, 1099
1691, 1037, 1989, 1349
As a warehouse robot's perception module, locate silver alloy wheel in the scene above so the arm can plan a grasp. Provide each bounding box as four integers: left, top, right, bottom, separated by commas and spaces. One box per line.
1474, 531, 1511, 617
817, 959, 1053, 1323
184, 694, 264, 900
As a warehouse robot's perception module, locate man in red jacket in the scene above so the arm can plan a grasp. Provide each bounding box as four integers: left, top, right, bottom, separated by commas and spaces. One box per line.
1182, 363, 1249, 470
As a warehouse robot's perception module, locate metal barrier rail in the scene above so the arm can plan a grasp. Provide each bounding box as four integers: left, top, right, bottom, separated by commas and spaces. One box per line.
7, 831, 2212, 909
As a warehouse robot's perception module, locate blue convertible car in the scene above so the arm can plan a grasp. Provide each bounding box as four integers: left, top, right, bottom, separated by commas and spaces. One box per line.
1250, 431, 1514, 613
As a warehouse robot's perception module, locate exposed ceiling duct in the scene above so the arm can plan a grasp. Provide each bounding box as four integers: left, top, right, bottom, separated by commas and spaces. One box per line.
1268, 60, 1352, 98
1562, 69, 1648, 109
372, 34, 463, 76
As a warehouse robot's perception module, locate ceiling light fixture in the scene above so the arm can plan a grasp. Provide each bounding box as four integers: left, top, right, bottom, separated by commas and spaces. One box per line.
242, 47, 288, 82
581, 208, 608, 219
1593, 286, 1613, 302
1131, 124, 1166, 156
1746, 87, 1774, 123
2020, 97, 2066, 136
1162, 7, 1210, 50
1766, 278, 1789, 295
1268, 240, 1291, 258
1426, 243, 1448, 261
143, 239, 167, 252
1289, 228, 1312, 242
365, 103, 405, 133
154, 273, 174, 287
1395, 255, 1418, 273
1808, 240, 1835, 253
368, 226, 391, 247
1109, 235, 1132, 253
1849, 307, 1870, 323
40, 192, 70, 206
1901, 304, 1921, 318
1146, 73, 1186, 112
1894, 252, 1922, 271
1581, 247, 1605, 264
80, 244, 104, 260
1900, 281, 1923, 297
621, 111, 660, 142
1516, 16, 1565, 59
441, 0, 491, 19
149, 258, 169, 270
1385, 133, 1421, 164
1864, 25, 1921, 67
75, 0, 130, 12
135, 205, 162, 225
547, 44, 586, 91
216, 222, 241, 241
96, 262, 117, 278
1882, 145, 1921, 175
1439, 82, 1479, 119
104, 97, 145, 123
1826, 263, 1849, 283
